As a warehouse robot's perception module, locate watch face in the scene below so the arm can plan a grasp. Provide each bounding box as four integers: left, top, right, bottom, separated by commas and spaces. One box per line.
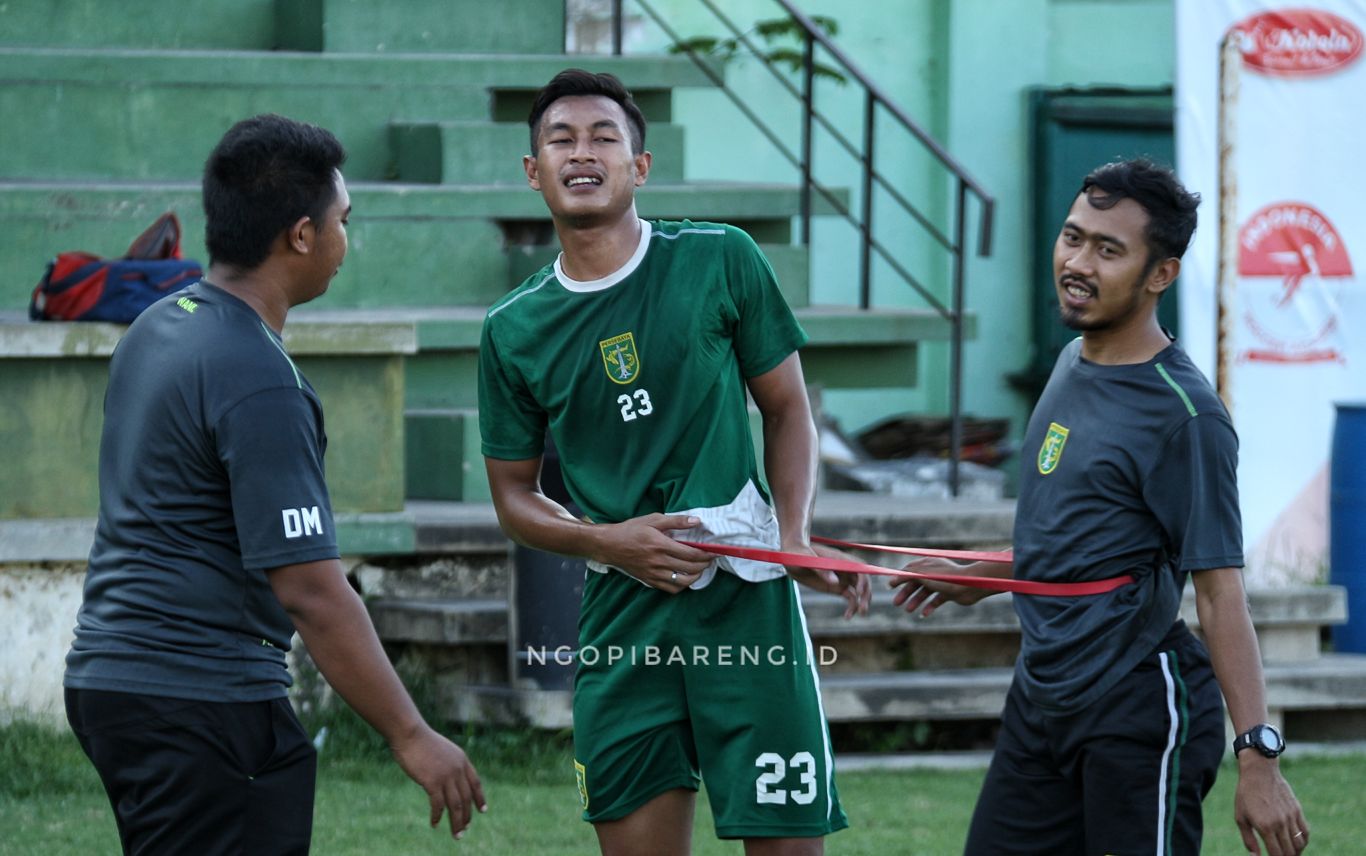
1258, 725, 1285, 753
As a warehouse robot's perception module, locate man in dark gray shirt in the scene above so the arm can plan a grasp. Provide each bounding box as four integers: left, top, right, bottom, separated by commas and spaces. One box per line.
65, 114, 485, 854
893, 160, 1307, 855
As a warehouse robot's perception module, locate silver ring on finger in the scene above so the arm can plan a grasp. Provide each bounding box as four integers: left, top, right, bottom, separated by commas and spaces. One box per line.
671, 571, 679, 581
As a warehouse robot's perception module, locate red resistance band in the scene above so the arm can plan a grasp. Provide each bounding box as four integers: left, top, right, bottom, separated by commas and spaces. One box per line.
678, 536, 1133, 597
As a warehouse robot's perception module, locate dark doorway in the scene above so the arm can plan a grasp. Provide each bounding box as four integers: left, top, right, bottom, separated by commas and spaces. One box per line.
1018, 88, 1177, 399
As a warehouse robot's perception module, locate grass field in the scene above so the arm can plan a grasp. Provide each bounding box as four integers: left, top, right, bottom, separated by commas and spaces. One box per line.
3, 719, 1358, 854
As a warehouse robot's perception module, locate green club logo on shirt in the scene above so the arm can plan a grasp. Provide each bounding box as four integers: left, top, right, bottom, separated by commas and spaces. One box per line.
1037, 422, 1070, 475
599, 332, 641, 385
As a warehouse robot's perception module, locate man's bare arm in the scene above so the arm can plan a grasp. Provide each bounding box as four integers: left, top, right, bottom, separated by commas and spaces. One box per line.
484, 456, 712, 593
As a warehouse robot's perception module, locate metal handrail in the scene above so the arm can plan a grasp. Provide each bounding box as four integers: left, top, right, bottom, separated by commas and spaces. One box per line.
604, 0, 995, 495
774, 0, 995, 251
627, 0, 946, 315
685, 0, 957, 253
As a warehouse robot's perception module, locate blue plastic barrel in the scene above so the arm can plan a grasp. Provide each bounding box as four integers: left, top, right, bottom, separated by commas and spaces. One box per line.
1331, 402, 1366, 653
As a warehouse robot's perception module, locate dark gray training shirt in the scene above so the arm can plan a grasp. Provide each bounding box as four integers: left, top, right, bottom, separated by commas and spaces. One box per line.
64, 281, 339, 703
1012, 337, 1243, 714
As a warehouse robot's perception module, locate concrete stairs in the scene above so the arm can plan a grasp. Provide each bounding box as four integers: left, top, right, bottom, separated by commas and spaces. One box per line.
363, 502, 1366, 742
340, 497, 1366, 744
0, 0, 950, 513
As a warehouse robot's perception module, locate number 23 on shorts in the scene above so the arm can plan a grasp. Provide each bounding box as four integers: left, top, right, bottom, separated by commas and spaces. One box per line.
754, 751, 817, 805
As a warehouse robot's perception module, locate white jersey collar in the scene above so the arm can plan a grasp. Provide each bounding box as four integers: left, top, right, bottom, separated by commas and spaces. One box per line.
554, 218, 652, 293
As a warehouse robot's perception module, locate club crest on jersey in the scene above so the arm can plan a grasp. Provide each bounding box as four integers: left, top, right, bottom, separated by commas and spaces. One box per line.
1037, 422, 1070, 475
574, 759, 589, 810
599, 332, 640, 385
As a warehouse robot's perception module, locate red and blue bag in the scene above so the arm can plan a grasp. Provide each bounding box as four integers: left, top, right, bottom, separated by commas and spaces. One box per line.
29, 212, 203, 323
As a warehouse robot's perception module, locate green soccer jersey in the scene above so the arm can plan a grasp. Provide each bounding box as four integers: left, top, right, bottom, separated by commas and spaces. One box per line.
479, 218, 807, 533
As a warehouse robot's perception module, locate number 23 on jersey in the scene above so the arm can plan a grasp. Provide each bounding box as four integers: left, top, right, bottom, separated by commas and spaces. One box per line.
617, 389, 654, 422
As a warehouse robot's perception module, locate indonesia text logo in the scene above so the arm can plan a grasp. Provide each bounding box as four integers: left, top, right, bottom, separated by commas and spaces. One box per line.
1238, 201, 1353, 364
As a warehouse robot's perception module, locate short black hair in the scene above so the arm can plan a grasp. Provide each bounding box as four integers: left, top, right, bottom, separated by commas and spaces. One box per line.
1080, 159, 1201, 263
528, 68, 647, 155
202, 114, 347, 270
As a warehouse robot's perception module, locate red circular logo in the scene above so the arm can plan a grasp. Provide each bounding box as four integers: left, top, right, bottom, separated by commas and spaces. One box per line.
1237, 202, 1354, 364
1231, 9, 1363, 76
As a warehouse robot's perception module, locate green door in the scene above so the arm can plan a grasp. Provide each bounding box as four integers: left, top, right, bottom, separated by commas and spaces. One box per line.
1020, 88, 1177, 398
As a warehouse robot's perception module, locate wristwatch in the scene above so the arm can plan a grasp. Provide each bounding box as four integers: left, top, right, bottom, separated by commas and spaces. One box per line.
1232, 723, 1285, 758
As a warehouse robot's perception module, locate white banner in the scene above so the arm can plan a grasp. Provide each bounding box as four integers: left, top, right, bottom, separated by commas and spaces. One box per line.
1176, 1, 1365, 585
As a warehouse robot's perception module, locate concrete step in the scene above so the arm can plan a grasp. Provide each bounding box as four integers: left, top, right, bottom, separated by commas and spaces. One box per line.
0, 48, 708, 181
0, 511, 420, 563
371, 598, 507, 645
367, 584, 1345, 668
391, 121, 689, 185
0, 311, 413, 518
823, 655, 1366, 724
1, 0, 280, 50
275, 0, 566, 54
438, 653, 1366, 734
0, 0, 566, 53
0, 182, 840, 311
800, 585, 1347, 667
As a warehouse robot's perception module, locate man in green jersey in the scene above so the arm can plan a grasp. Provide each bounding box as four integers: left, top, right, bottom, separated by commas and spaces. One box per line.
478, 69, 869, 854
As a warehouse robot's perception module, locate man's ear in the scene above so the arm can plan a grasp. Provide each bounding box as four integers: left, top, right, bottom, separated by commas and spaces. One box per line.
524, 153, 541, 191
633, 150, 652, 188
287, 216, 315, 254
1147, 256, 1180, 297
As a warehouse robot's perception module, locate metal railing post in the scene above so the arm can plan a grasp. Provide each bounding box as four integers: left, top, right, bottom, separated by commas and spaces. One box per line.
859, 90, 875, 309
800, 31, 815, 246
612, 0, 623, 55
949, 178, 968, 497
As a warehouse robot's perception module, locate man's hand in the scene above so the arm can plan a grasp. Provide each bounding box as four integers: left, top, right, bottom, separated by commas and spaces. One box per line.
270, 559, 489, 840
889, 557, 996, 617
1191, 566, 1309, 854
1234, 755, 1309, 855
592, 513, 714, 593
389, 725, 487, 840
784, 542, 871, 619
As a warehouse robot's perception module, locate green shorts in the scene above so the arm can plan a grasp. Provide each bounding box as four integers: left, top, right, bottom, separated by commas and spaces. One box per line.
571, 569, 848, 839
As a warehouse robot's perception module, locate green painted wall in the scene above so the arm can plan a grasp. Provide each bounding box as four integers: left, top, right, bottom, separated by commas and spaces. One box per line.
0, 358, 105, 517
1046, 0, 1175, 87
0, 343, 408, 518
617, 0, 949, 436
625, 0, 1174, 439
298, 355, 407, 513
278, 0, 566, 54
945, 0, 1174, 441
0, 0, 567, 53
0, 0, 277, 49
